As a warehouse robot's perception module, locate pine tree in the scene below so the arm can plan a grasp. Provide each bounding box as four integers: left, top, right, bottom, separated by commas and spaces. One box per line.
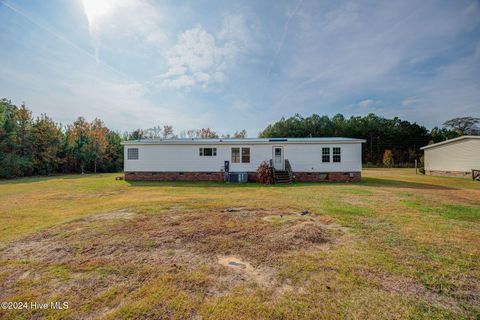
31, 114, 63, 175
66, 117, 91, 174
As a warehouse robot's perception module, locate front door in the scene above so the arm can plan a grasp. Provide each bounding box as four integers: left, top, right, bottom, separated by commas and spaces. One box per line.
273, 147, 284, 170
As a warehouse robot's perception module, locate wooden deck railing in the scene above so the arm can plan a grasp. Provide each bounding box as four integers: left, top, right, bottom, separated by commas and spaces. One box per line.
472, 169, 480, 181
269, 159, 275, 179
285, 159, 293, 181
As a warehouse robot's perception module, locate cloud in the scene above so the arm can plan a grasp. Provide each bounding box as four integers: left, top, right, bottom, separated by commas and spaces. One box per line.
401, 96, 420, 106
2, 0, 479, 134
267, 0, 303, 75
400, 46, 480, 125
160, 13, 252, 89
270, 1, 480, 125
83, 0, 167, 59
217, 12, 253, 54
52, 79, 178, 130
0, 56, 207, 131
354, 99, 385, 112
231, 99, 250, 111
323, 2, 361, 33
144, 32, 167, 46
357, 99, 376, 109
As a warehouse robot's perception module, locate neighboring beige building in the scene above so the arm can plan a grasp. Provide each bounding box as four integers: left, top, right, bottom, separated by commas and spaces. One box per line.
421, 136, 480, 177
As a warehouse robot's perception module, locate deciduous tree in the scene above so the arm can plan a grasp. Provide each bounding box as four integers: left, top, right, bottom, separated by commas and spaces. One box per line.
383, 149, 394, 168
443, 117, 480, 135
233, 129, 247, 138
88, 118, 108, 173
162, 125, 174, 139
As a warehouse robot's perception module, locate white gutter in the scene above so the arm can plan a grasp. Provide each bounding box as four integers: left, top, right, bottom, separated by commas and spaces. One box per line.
420, 135, 480, 150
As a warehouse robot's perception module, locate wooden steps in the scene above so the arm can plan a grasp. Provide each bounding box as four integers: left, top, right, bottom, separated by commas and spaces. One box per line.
270, 159, 293, 184
274, 170, 292, 184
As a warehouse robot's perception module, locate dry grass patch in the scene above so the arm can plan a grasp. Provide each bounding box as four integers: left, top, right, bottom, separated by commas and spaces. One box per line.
0, 208, 345, 319
1, 169, 479, 319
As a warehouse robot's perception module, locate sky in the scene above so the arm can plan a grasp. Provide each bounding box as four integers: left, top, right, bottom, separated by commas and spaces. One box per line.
0, 0, 479, 136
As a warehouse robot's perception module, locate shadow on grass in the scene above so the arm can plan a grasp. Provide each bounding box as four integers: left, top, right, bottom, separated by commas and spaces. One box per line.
0, 173, 117, 185
2, 173, 458, 191
127, 177, 458, 190
361, 177, 458, 190
126, 180, 266, 188
126, 180, 366, 188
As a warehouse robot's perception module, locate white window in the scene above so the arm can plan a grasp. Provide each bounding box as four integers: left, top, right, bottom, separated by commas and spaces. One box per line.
322, 147, 330, 163
333, 147, 341, 163
231, 148, 240, 163
127, 148, 139, 160
232, 147, 250, 163
199, 148, 216, 156
242, 148, 250, 163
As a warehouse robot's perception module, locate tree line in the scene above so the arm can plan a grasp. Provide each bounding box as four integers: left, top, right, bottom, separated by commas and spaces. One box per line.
0, 98, 247, 178
259, 113, 479, 166
0, 99, 123, 178
126, 126, 247, 140
1, 97, 478, 178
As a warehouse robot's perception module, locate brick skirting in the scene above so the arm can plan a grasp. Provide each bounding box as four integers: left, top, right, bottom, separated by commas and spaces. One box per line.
125, 171, 361, 182
125, 171, 225, 181
426, 170, 471, 178
247, 172, 258, 182
293, 171, 361, 182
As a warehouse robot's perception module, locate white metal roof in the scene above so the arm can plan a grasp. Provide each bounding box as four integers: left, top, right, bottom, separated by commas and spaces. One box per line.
122, 137, 366, 145
420, 135, 480, 150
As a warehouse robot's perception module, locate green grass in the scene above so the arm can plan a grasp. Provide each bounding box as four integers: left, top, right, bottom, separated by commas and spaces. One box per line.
0, 169, 479, 319
441, 204, 479, 221
402, 198, 480, 222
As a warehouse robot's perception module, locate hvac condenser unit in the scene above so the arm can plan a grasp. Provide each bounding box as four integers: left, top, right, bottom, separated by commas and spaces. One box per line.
228, 172, 248, 183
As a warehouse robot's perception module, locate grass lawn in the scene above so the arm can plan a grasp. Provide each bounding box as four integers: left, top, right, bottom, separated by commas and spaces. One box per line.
0, 169, 479, 319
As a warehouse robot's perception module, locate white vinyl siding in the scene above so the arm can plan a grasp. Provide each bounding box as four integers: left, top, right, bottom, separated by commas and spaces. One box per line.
424, 138, 480, 172
124, 143, 362, 173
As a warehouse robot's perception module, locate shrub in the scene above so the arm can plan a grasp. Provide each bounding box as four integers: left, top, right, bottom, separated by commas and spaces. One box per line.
418, 155, 425, 174
383, 149, 394, 168
256, 161, 273, 184
419, 155, 425, 166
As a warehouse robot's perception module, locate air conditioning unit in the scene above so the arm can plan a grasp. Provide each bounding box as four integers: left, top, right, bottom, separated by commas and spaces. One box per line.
228, 172, 248, 183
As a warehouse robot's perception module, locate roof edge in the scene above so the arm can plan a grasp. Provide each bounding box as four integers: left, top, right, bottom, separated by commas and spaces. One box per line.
121, 137, 367, 145
420, 135, 480, 150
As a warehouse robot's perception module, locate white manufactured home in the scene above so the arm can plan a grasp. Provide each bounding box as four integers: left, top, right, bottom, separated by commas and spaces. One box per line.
421, 135, 480, 178
122, 137, 365, 182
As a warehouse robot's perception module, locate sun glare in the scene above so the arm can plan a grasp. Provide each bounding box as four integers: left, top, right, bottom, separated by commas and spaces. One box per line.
83, 0, 113, 25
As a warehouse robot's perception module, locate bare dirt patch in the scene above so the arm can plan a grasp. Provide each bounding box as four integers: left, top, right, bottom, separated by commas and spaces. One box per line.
2, 208, 344, 268
267, 221, 330, 250
0, 207, 347, 319
217, 255, 274, 287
